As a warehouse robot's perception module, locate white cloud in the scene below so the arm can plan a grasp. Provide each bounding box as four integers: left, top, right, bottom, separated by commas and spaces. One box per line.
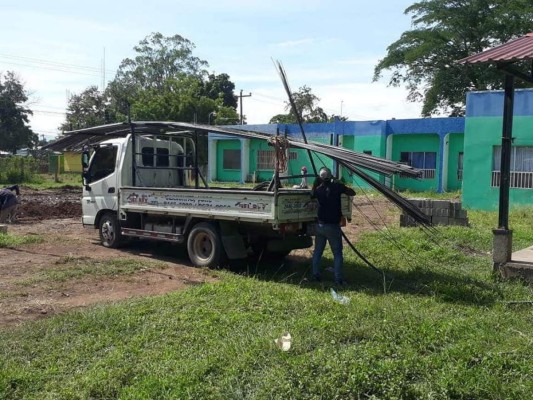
275, 38, 315, 48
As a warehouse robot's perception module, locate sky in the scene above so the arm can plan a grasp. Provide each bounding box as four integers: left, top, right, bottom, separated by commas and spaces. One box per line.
0, 0, 420, 140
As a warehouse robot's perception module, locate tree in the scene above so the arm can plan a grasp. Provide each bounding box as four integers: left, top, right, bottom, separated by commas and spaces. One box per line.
114, 32, 208, 92
373, 0, 533, 116
106, 32, 210, 115
61, 33, 240, 129
202, 73, 238, 109
60, 86, 113, 132
269, 85, 329, 123
0, 71, 37, 153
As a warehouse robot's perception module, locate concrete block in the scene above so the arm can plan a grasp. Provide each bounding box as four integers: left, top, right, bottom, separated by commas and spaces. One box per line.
433, 200, 451, 210
421, 207, 433, 216
432, 216, 450, 225
436, 208, 450, 217
456, 209, 468, 219
452, 202, 463, 211
400, 214, 417, 227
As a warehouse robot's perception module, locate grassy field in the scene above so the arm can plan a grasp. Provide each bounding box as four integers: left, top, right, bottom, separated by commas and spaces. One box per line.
1, 205, 533, 398
23, 173, 82, 189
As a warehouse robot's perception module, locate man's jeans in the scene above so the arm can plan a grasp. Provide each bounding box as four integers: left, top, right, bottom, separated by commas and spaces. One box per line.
312, 223, 343, 282
0, 204, 17, 223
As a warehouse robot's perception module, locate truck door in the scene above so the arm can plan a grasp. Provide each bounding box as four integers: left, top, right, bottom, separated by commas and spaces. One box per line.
82, 145, 119, 226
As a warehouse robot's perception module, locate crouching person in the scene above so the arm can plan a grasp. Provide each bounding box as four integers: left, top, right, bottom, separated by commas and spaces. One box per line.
0, 185, 20, 223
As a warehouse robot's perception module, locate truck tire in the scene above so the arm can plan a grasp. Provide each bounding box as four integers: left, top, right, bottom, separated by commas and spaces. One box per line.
99, 212, 123, 248
187, 222, 224, 267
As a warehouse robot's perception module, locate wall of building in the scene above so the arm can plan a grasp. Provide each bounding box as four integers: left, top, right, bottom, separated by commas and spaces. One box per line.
444, 133, 464, 191
216, 139, 242, 182
63, 152, 82, 173
463, 89, 533, 210
209, 117, 465, 193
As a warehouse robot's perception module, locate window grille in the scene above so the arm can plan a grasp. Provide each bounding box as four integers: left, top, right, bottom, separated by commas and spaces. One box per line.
256, 150, 297, 170
399, 151, 437, 180
492, 146, 533, 189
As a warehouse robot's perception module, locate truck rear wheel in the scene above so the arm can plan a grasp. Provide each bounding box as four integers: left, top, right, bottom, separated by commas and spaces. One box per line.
99, 212, 123, 248
187, 222, 224, 267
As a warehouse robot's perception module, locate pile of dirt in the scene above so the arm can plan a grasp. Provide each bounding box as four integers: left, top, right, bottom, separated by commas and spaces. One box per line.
16, 187, 82, 221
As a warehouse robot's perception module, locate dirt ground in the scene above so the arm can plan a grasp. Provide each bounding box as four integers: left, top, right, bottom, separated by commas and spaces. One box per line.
0, 187, 397, 327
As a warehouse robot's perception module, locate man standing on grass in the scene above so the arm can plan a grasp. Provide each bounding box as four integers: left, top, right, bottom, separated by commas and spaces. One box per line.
311, 168, 355, 285
0, 185, 20, 223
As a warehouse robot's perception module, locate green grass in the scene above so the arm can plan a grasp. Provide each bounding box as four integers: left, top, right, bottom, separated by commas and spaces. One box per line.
0, 233, 43, 248
23, 173, 82, 190
14, 257, 167, 286
1, 209, 533, 399
395, 189, 462, 200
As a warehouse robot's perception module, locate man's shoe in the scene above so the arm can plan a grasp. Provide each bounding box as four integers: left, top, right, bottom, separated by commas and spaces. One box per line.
334, 279, 348, 287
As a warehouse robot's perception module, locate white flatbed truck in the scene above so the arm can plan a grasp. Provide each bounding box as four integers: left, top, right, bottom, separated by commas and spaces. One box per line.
76, 122, 352, 267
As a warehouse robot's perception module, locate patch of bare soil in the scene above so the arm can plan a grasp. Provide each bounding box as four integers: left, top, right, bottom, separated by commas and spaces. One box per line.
0, 187, 214, 327
0, 188, 397, 327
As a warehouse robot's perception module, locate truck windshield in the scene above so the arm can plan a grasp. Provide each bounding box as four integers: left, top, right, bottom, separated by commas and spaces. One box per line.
88, 146, 117, 182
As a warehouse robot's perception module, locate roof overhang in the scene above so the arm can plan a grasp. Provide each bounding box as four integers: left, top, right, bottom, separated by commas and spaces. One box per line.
458, 33, 533, 84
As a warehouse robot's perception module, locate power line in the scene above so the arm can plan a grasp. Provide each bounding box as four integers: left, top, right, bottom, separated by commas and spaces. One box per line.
0, 53, 116, 75
32, 109, 66, 115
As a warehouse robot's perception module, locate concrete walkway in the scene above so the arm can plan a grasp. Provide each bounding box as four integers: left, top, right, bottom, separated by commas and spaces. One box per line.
502, 246, 533, 281
511, 246, 533, 263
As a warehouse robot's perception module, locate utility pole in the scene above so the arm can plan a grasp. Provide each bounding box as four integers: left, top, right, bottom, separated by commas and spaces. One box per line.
235, 89, 252, 125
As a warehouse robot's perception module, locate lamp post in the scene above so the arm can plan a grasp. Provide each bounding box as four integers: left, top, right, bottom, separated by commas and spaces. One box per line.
208, 111, 216, 125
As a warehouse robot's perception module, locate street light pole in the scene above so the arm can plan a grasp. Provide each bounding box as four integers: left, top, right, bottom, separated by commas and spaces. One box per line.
208, 111, 216, 125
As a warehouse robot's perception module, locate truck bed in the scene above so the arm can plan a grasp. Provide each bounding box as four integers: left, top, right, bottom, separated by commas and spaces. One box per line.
119, 186, 322, 224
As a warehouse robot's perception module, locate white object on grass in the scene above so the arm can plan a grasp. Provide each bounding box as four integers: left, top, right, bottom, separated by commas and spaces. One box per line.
274, 332, 292, 351
330, 288, 350, 304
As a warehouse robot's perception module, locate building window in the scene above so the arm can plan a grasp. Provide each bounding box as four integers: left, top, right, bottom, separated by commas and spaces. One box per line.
492, 146, 533, 189
256, 149, 298, 170
223, 149, 241, 170
400, 151, 437, 179
457, 152, 463, 180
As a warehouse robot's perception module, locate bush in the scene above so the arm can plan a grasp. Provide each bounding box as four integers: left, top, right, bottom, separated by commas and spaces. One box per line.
0, 156, 42, 184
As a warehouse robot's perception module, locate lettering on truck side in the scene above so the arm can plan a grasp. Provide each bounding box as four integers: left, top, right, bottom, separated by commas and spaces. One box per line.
234, 201, 268, 211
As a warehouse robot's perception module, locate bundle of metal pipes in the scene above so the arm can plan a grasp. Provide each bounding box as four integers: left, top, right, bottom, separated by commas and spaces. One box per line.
44, 120, 431, 227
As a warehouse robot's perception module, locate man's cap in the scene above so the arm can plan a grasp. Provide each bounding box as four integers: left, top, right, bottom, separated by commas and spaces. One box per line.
319, 167, 332, 180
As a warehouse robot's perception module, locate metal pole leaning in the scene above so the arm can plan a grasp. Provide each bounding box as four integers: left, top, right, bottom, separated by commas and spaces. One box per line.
341, 230, 388, 294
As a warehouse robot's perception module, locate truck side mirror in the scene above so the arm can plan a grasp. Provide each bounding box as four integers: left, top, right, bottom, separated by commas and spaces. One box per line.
81, 150, 90, 169
81, 149, 91, 190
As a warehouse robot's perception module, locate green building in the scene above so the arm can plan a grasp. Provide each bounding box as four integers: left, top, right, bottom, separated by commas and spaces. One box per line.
207, 118, 465, 193
462, 89, 533, 210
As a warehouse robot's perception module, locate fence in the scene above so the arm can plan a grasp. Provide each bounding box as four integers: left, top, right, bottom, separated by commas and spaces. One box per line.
0, 156, 48, 184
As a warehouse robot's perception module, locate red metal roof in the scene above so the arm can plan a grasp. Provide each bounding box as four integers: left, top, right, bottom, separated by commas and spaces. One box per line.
458, 33, 533, 64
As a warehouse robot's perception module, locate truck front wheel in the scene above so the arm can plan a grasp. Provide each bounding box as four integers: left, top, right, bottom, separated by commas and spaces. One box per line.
99, 213, 123, 248
187, 222, 224, 268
